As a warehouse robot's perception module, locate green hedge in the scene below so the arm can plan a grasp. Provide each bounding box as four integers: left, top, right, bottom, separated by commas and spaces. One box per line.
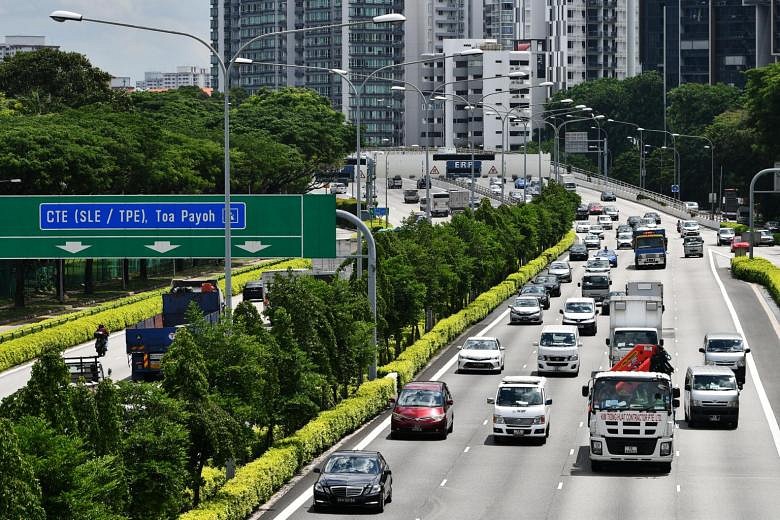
720, 221, 748, 234
178, 230, 576, 520
0, 259, 310, 372
731, 256, 780, 306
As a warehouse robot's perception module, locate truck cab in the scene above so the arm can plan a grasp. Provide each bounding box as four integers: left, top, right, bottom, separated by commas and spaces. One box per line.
633, 229, 667, 269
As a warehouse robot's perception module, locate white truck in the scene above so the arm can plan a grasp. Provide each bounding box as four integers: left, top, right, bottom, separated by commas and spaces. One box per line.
625, 281, 664, 310
448, 189, 469, 214
581, 368, 679, 472
606, 295, 663, 366
560, 174, 577, 192
431, 192, 450, 217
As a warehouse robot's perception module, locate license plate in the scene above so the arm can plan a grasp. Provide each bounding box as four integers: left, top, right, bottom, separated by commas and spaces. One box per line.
337, 498, 356, 503
624, 445, 638, 454
513, 430, 526, 436
709, 415, 720, 422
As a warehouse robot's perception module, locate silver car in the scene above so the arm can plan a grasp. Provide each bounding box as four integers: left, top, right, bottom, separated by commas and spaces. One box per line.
548, 261, 572, 283
717, 228, 735, 246
585, 258, 610, 273
583, 234, 601, 249
616, 232, 634, 249
589, 224, 605, 238
508, 296, 544, 324
699, 332, 749, 386
684, 365, 740, 428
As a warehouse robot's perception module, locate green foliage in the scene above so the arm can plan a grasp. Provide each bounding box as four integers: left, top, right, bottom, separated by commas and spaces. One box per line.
731, 257, 780, 307
720, 221, 748, 234
745, 62, 780, 159
19, 347, 76, 433
0, 418, 45, 520
666, 82, 742, 135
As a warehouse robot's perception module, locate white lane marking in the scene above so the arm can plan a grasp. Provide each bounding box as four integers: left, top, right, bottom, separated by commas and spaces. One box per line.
483, 419, 488, 426
440, 479, 447, 487
557, 482, 563, 490
676, 485, 681, 493
569, 448, 575, 456
675, 450, 680, 457
578, 422, 583, 428
708, 249, 780, 458
273, 489, 313, 520
522, 364, 527, 369
464, 446, 470, 453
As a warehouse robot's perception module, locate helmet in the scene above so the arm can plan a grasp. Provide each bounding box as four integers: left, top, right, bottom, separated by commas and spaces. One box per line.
98, 324, 104, 328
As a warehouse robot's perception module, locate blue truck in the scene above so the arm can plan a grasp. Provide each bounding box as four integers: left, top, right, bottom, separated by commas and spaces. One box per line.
125, 279, 222, 381
633, 229, 667, 269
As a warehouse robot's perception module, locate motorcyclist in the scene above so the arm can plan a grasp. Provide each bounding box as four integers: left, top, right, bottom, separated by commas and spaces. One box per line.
94, 324, 109, 357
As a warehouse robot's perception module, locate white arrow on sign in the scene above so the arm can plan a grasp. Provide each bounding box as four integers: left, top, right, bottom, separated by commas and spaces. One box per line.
145, 241, 180, 253
56, 241, 91, 254
236, 241, 271, 254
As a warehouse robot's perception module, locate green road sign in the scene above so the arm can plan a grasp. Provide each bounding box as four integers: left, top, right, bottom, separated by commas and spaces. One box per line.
0, 195, 336, 259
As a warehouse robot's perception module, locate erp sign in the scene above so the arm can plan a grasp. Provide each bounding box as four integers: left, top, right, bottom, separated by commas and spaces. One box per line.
39, 202, 246, 230
446, 160, 481, 174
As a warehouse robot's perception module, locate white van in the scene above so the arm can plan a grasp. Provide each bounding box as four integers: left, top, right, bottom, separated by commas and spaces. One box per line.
535, 325, 581, 375
684, 365, 740, 428
487, 376, 552, 442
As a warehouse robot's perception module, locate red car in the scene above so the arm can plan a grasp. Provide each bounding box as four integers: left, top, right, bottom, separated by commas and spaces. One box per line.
587, 202, 604, 215
731, 240, 750, 254
390, 381, 454, 440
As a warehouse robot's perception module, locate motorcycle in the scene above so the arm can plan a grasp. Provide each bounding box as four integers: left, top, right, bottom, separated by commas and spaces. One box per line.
94, 330, 109, 357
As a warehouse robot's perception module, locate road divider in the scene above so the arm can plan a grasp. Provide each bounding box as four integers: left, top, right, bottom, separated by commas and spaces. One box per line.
731, 256, 780, 307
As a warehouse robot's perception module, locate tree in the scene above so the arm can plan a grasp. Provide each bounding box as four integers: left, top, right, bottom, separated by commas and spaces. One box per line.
0, 48, 117, 114
94, 379, 122, 456
0, 418, 45, 520
744, 62, 780, 159
19, 347, 76, 434
64, 455, 129, 520
667, 82, 741, 135
70, 382, 100, 453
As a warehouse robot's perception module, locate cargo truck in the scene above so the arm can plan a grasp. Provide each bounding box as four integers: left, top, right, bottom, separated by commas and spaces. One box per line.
431, 192, 450, 217
126, 279, 222, 381
560, 174, 577, 192
625, 281, 664, 310
606, 295, 663, 366
448, 189, 469, 214
633, 228, 667, 269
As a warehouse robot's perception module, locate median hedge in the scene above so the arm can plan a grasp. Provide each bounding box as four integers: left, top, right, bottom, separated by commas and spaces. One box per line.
720, 221, 748, 234
0, 258, 310, 372
731, 256, 780, 306
179, 230, 576, 520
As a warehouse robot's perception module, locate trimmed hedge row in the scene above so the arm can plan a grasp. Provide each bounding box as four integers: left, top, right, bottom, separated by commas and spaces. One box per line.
178, 230, 577, 520
0, 259, 310, 372
731, 256, 780, 306
720, 221, 748, 234
179, 377, 396, 520
378, 230, 577, 386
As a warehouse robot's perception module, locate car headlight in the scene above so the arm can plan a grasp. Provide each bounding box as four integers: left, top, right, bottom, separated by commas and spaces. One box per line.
660, 441, 672, 456
693, 400, 703, 407
493, 414, 505, 424
567, 355, 579, 361
591, 440, 602, 455
727, 400, 739, 408
369, 484, 382, 494
429, 414, 446, 421
392, 412, 406, 420
533, 415, 546, 424
314, 481, 326, 492
704, 360, 715, 365
736, 359, 746, 368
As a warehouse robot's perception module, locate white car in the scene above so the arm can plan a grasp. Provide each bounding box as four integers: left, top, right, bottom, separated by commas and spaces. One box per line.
490, 184, 502, 195
457, 336, 505, 373
509, 191, 524, 203
488, 376, 552, 442
584, 234, 601, 249
508, 296, 544, 324
597, 215, 613, 230
640, 218, 657, 229
680, 220, 700, 237
585, 258, 611, 273
604, 206, 619, 221
717, 227, 735, 246
616, 232, 634, 249
684, 201, 699, 215
589, 224, 605, 238
559, 297, 598, 335
548, 261, 572, 283
576, 222, 592, 233
329, 182, 347, 195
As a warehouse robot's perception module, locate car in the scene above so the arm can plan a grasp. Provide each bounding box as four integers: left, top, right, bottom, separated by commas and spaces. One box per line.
390, 381, 454, 439
569, 244, 589, 261
757, 229, 776, 246
597, 215, 613, 230
519, 284, 550, 309
639, 217, 657, 229
616, 232, 634, 249
533, 274, 561, 297
585, 258, 611, 273
576, 204, 590, 220
488, 376, 552, 442
575, 222, 592, 233
403, 189, 420, 203
684, 201, 699, 216
683, 235, 704, 257
615, 223, 632, 237
416, 177, 431, 189
600, 190, 617, 202
489, 176, 502, 186
388, 175, 404, 189
594, 248, 618, 267
766, 221, 780, 233
588, 224, 605, 238
644, 211, 662, 224
700, 332, 749, 386
457, 336, 505, 373
509, 191, 524, 203
548, 261, 572, 283
717, 227, 735, 246
508, 295, 544, 324
731, 240, 750, 253
684, 365, 740, 428
242, 280, 264, 302
680, 220, 700, 237
588, 202, 604, 215
560, 297, 598, 335
583, 233, 601, 249
514, 177, 527, 189
600, 290, 625, 316
490, 184, 502, 195
409, 211, 427, 224
329, 182, 348, 195
604, 205, 619, 221
535, 325, 582, 375
627, 215, 642, 229
312, 450, 393, 512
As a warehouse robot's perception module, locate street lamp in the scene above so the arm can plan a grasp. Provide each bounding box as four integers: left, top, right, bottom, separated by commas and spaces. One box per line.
51, 9, 406, 314
0, 179, 21, 183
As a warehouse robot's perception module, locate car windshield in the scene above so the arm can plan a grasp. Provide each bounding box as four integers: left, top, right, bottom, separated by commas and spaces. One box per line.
535, 276, 554, 284
572, 245, 586, 251
324, 455, 381, 474
550, 262, 568, 270
522, 286, 544, 294
706, 339, 744, 352
613, 330, 658, 348
397, 389, 444, 407
513, 298, 538, 308
592, 379, 671, 411
463, 339, 499, 350
583, 275, 609, 288
635, 236, 665, 249
496, 387, 543, 407
565, 302, 593, 313
683, 221, 698, 228
685, 237, 703, 244
720, 229, 734, 235
585, 234, 599, 241
590, 225, 603, 231
693, 375, 737, 391
587, 260, 610, 269
618, 233, 633, 240
539, 332, 575, 346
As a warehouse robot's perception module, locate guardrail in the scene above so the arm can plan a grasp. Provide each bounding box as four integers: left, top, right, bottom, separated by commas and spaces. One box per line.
432, 176, 512, 205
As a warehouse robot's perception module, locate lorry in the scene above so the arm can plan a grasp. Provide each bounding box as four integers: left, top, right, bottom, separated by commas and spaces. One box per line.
126, 279, 222, 381
447, 189, 469, 214
388, 175, 403, 189
560, 174, 577, 192
625, 281, 663, 309
431, 192, 450, 217
581, 344, 679, 472
606, 295, 663, 366
632, 228, 667, 269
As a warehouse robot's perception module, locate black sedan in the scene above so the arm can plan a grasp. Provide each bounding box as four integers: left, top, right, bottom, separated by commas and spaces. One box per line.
600, 190, 617, 202
519, 284, 550, 309
533, 274, 561, 297
627, 216, 642, 229
313, 450, 393, 512
576, 204, 590, 220
601, 290, 626, 316
569, 243, 589, 261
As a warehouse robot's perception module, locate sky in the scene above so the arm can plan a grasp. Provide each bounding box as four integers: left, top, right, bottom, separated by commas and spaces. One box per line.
1, 1, 212, 84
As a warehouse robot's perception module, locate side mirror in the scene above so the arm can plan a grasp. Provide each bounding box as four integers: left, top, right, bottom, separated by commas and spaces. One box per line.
385, 469, 392, 476
559, 309, 563, 314
545, 399, 553, 405
684, 384, 690, 391
659, 339, 664, 346
673, 387, 681, 398
577, 282, 582, 287
532, 341, 539, 347
698, 347, 705, 353
107, 368, 112, 377
605, 338, 610, 345
456, 345, 462, 350
745, 348, 751, 354
446, 399, 454, 406
609, 280, 613, 285
487, 397, 495, 404
672, 398, 680, 409
595, 310, 600, 315
313, 467, 321, 474
499, 346, 505, 350
581, 385, 589, 397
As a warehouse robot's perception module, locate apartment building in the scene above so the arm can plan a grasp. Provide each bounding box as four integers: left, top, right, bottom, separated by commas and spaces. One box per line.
0, 36, 58, 62
136, 66, 212, 90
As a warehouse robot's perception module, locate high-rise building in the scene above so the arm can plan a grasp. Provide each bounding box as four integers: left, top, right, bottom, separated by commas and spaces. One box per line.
0, 36, 58, 62
136, 66, 212, 90
640, 0, 778, 89
774, 0, 780, 56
